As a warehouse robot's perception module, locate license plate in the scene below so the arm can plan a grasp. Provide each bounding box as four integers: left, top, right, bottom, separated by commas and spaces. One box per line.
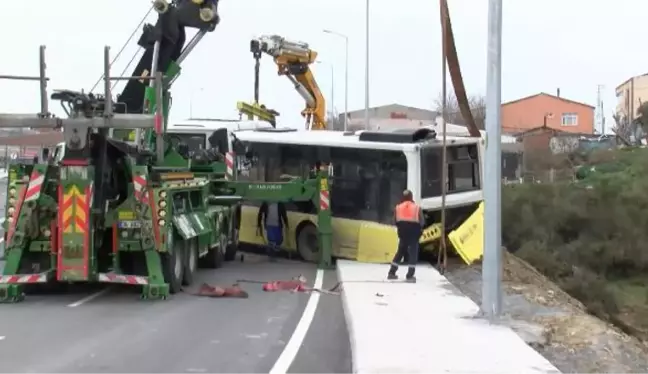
118, 220, 141, 229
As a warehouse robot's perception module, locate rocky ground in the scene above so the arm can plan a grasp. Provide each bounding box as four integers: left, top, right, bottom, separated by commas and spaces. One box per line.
444, 252, 648, 373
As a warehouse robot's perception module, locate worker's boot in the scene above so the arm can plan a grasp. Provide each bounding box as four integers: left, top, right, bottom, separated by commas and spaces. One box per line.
405, 268, 416, 283
387, 265, 398, 280
267, 244, 278, 262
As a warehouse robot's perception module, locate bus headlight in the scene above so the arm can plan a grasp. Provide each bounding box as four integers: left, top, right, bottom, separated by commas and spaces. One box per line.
8, 198, 15, 205
43, 229, 51, 237
8, 188, 16, 197
159, 191, 167, 199
158, 219, 166, 226
7, 207, 14, 215
159, 200, 166, 209
121, 231, 129, 238
158, 210, 166, 218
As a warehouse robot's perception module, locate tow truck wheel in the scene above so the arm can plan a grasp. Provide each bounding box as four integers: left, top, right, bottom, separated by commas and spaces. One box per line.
182, 238, 198, 286
200, 233, 225, 269
162, 235, 184, 294
224, 229, 238, 262
297, 223, 320, 263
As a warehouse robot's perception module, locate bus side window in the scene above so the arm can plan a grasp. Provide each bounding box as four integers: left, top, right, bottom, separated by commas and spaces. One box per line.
381, 151, 407, 224
329, 147, 364, 220
278, 144, 306, 178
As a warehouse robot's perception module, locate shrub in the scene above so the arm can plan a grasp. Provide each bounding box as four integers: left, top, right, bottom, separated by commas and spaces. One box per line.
502, 148, 648, 321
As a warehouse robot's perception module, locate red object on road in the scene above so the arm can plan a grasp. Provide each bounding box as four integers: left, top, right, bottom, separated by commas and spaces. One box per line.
262, 280, 306, 292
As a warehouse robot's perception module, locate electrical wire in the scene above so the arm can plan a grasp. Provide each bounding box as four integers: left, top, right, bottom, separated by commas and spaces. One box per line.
89, 5, 154, 93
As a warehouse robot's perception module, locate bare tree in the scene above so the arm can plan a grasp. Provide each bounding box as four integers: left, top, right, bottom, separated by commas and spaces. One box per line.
434, 92, 486, 129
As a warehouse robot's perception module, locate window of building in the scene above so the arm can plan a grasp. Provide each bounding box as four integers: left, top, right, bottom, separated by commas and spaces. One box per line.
561, 113, 578, 127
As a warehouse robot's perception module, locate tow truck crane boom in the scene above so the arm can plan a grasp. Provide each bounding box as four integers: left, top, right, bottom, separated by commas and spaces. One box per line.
111, 0, 221, 148
250, 35, 326, 130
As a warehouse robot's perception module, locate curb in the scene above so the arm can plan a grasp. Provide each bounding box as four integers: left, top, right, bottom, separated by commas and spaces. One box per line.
336, 264, 358, 374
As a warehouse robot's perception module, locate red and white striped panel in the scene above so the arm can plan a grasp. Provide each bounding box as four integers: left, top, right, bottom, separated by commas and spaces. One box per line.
98, 273, 149, 285
132, 175, 149, 204
24, 170, 45, 202
319, 190, 330, 211
0, 273, 47, 284
225, 152, 235, 180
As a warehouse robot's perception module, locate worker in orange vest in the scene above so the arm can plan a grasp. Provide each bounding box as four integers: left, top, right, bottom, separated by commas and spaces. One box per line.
388, 189, 424, 283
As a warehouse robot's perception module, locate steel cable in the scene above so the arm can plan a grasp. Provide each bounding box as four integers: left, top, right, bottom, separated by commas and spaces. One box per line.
89, 5, 154, 93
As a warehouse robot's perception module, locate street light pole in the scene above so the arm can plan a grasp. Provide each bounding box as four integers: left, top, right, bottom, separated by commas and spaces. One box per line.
317, 61, 335, 119
482, 0, 504, 321
364, 0, 370, 130
323, 29, 349, 131
330, 65, 335, 117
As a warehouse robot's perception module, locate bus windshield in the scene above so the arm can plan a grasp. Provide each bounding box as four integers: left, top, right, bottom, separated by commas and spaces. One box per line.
420, 143, 480, 199
166, 132, 207, 155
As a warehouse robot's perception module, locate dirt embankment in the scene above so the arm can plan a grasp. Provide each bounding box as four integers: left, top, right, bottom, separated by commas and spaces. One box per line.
445, 253, 648, 373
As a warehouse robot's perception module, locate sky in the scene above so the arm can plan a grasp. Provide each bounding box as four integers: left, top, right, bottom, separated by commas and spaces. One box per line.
0, 0, 645, 133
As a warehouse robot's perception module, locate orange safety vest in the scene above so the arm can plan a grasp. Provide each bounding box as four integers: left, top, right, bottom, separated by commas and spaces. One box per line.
395, 201, 420, 223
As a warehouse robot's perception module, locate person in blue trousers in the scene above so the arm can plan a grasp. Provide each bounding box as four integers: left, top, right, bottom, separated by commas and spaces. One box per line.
257, 201, 289, 262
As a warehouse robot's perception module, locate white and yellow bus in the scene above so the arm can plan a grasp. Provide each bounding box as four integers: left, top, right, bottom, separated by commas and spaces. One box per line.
166, 118, 273, 151
232, 127, 485, 263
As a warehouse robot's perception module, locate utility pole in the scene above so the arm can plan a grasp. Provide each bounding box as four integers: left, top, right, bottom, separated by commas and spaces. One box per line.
596, 84, 605, 134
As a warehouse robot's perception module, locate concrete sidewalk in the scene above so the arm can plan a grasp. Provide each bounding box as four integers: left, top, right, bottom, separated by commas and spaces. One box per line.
337, 260, 560, 374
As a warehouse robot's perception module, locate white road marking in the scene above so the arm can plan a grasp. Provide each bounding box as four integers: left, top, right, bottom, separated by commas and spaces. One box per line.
269, 268, 324, 374
67, 288, 111, 308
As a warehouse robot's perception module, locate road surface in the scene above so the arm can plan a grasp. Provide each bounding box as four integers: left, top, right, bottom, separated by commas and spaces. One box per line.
0, 177, 352, 373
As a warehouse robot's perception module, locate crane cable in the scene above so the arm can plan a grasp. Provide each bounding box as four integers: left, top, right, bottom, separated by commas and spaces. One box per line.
89, 5, 154, 93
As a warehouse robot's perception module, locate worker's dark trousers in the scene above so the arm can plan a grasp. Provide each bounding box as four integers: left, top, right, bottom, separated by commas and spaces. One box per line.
389, 224, 421, 278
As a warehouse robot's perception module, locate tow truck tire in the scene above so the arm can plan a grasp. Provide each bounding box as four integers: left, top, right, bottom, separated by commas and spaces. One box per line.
200, 234, 226, 269
225, 211, 240, 262
296, 223, 320, 263
162, 235, 184, 294
182, 238, 198, 286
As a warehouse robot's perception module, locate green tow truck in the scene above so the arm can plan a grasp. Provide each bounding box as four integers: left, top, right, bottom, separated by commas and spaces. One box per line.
0, 1, 333, 303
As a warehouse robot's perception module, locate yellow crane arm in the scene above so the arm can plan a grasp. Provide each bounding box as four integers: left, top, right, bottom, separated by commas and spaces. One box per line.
254, 35, 327, 130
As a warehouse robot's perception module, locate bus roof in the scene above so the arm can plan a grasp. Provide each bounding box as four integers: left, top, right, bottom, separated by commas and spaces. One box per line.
233, 128, 480, 151
168, 119, 273, 132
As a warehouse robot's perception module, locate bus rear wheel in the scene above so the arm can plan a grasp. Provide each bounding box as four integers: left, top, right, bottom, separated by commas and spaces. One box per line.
296, 223, 319, 263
